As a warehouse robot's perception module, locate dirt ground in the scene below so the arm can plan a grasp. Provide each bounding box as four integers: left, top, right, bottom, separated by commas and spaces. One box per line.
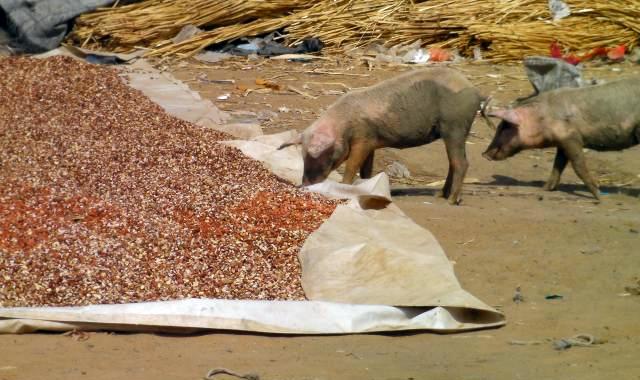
1, 56, 639, 380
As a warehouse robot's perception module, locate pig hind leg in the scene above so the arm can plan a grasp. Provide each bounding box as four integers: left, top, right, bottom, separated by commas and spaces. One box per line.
359, 151, 375, 179
562, 141, 600, 200
543, 148, 568, 191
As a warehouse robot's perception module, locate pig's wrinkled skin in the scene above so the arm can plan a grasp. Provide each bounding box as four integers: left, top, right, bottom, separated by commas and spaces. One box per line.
483, 76, 640, 200
279, 68, 484, 205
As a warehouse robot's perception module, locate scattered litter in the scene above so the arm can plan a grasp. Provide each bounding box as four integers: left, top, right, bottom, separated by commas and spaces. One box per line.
307, 81, 352, 90
473, 46, 483, 61
385, 161, 411, 179
171, 25, 202, 44
215, 33, 323, 58
426, 180, 445, 188
548, 0, 571, 21
62, 329, 90, 342
522, 56, 582, 97
322, 89, 345, 95
545, 294, 564, 300
512, 286, 524, 303
366, 41, 455, 65
580, 246, 602, 255
278, 106, 290, 113
209, 79, 235, 84
204, 368, 260, 380
402, 48, 430, 64
255, 78, 284, 91
551, 42, 628, 65
216, 94, 230, 100
425, 177, 480, 188
195, 73, 235, 84
270, 53, 330, 62
429, 47, 453, 62
287, 85, 317, 99
629, 47, 640, 64
195, 51, 232, 63
607, 45, 626, 61
624, 279, 640, 295
0, 366, 17, 371
553, 334, 601, 351
304, 69, 370, 77
460, 238, 475, 246
509, 339, 542, 346
423, 201, 433, 205
44, 45, 144, 65
257, 110, 278, 122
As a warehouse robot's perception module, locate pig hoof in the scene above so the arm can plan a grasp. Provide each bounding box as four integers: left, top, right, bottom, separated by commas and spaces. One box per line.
448, 197, 462, 206
543, 183, 557, 191
437, 189, 450, 199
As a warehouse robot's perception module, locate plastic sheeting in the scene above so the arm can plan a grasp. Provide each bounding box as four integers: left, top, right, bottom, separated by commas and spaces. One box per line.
0, 58, 505, 334
0, 0, 114, 53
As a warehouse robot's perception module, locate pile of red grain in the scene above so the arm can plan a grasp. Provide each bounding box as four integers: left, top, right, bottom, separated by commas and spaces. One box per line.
0, 56, 336, 307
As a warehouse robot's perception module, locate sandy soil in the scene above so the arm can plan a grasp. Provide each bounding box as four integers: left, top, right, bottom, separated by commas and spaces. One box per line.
1, 56, 639, 380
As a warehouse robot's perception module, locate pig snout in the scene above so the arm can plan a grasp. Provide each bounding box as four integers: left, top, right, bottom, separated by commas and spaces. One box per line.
482, 140, 505, 161
483, 122, 521, 161
482, 149, 496, 161
482, 145, 513, 161
301, 171, 326, 187
301, 176, 314, 187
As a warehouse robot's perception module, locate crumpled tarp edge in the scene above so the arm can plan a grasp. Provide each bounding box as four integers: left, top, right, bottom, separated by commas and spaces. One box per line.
0, 299, 504, 335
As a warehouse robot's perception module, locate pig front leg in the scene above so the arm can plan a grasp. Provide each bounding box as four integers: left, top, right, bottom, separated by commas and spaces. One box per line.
543, 148, 568, 191
442, 136, 469, 205
342, 142, 375, 184
561, 141, 601, 200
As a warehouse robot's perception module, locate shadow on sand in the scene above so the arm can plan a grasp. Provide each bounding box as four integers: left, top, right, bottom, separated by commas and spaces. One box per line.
391, 175, 640, 199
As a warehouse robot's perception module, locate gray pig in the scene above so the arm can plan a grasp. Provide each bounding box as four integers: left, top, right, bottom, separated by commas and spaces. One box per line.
483, 76, 640, 200
279, 67, 485, 205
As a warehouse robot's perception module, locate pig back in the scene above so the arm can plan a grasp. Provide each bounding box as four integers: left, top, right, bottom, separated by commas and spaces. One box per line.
329, 68, 480, 148
534, 76, 640, 150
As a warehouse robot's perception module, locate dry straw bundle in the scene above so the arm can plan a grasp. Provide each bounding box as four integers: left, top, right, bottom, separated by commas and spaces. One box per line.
68, 0, 640, 62
69, 0, 312, 51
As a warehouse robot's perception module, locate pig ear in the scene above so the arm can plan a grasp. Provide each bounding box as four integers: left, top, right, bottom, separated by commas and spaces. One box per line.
307, 130, 336, 158
488, 108, 521, 126
277, 132, 303, 150
307, 122, 337, 158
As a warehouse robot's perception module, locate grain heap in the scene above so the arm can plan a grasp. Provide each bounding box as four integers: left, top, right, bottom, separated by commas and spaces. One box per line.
0, 56, 337, 307
67, 0, 640, 62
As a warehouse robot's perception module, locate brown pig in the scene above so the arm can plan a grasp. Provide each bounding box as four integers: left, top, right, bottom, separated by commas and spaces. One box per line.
278, 68, 485, 205
483, 76, 640, 200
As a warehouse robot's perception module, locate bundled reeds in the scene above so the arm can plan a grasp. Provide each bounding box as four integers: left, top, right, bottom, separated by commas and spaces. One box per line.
68, 0, 640, 62
69, 0, 312, 51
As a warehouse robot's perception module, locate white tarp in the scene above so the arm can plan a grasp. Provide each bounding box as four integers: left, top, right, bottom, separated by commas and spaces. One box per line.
0, 57, 505, 334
